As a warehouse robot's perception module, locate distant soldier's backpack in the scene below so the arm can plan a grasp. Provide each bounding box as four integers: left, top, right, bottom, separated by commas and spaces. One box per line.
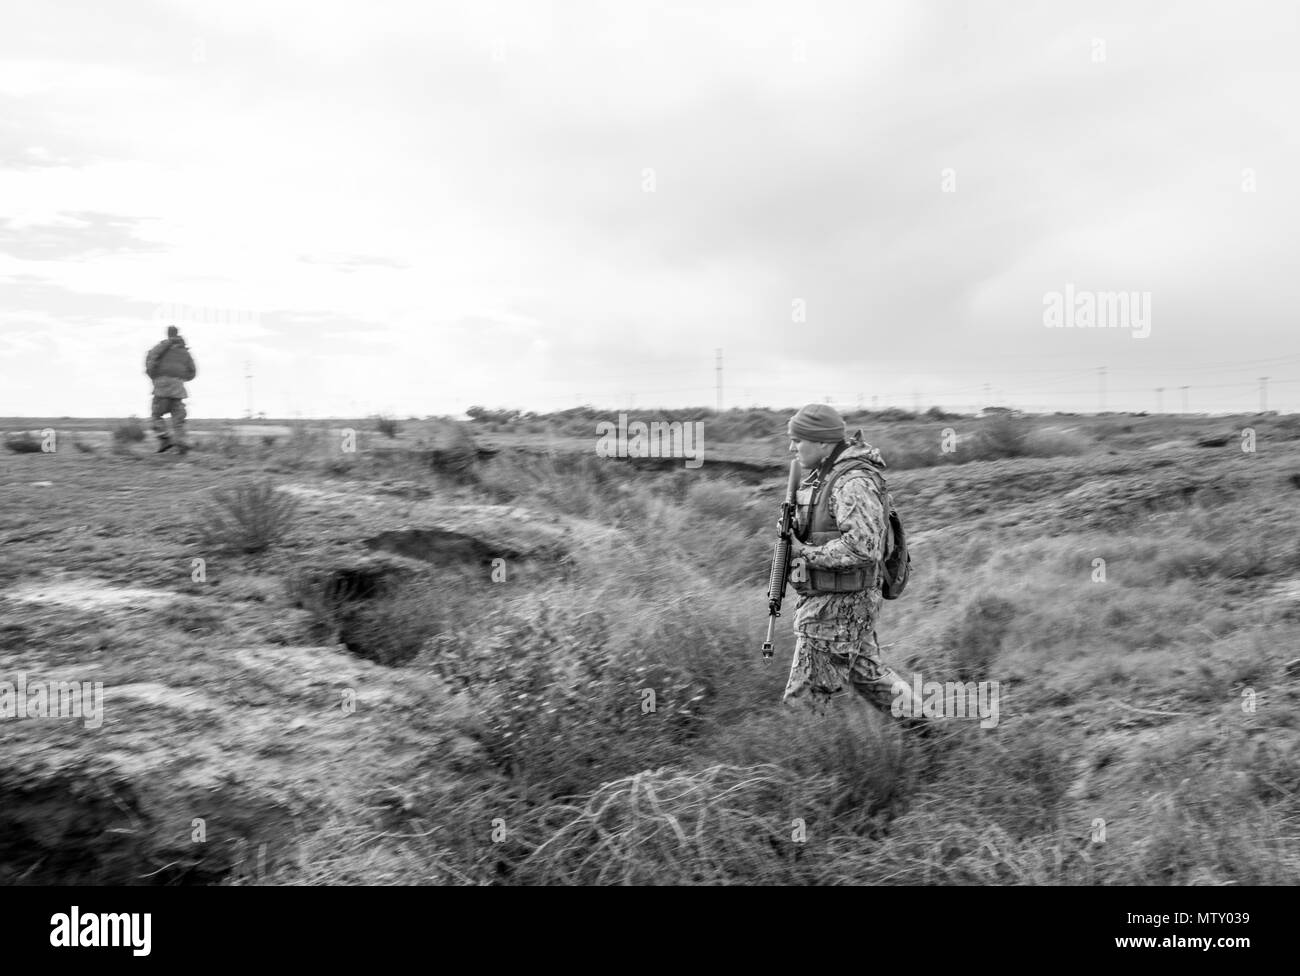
147, 339, 197, 381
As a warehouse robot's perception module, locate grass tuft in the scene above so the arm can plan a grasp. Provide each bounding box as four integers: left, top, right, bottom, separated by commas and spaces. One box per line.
112, 418, 147, 445
196, 479, 301, 553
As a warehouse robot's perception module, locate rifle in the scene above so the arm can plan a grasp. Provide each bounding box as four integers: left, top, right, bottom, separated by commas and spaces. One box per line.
762, 459, 802, 659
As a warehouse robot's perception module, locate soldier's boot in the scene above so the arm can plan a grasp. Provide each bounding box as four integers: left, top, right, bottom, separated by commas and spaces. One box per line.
156, 434, 173, 453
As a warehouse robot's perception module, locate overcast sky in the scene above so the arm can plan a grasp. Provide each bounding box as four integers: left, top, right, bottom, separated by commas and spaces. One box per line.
2, 0, 1298, 418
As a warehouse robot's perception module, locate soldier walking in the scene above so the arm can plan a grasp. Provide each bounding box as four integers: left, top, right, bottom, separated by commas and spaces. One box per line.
780, 403, 927, 729
145, 326, 197, 454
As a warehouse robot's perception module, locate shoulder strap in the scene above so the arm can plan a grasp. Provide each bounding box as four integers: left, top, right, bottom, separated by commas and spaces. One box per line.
821, 456, 885, 499
817, 457, 894, 556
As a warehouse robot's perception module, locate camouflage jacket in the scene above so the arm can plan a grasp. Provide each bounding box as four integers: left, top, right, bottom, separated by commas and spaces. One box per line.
146, 339, 196, 398
790, 435, 888, 638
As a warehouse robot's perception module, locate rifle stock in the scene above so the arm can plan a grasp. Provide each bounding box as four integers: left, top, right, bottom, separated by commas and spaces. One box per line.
762, 459, 803, 658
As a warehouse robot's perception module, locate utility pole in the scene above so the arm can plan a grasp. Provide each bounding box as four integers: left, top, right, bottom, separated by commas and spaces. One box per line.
1260, 376, 1268, 413
715, 348, 723, 412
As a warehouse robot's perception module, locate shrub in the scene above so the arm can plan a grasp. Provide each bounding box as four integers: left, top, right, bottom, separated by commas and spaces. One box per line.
196, 479, 301, 553
426, 422, 478, 483
3, 432, 42, 453
374, 415, 400, 439
925, 406, 964, 421
873, 408, 918, 423
445, 604, 706, 798
466, 406, 521, 425
112, 418, 146, 445
974, 413, 1030, 459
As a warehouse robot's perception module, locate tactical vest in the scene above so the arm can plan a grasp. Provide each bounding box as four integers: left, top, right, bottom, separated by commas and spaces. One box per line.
794, 457, 892, 593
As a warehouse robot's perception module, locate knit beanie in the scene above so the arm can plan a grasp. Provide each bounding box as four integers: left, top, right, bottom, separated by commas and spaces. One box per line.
787, 403, 846, 443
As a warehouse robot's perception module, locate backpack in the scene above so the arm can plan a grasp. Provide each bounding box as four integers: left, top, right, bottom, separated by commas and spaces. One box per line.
835, 460, 911, 600
154, 341, 197, 381
881, 499, 911, 600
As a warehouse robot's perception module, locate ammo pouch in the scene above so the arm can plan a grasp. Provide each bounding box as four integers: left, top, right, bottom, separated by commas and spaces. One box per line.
805, 562, 871, 593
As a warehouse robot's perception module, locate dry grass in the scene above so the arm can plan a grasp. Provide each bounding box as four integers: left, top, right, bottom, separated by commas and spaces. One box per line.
272, 445, 1300, 884
9, 408, 1294, 886
507, 764, 834, 884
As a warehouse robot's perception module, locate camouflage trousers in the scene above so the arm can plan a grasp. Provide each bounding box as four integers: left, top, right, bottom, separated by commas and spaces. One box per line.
151, 396, 187, 444
782, 589, 922, 719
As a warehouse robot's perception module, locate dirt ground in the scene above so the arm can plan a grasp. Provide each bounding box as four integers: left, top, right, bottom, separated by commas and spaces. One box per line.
2, 414, 1299, 884
0, 429, 579, 882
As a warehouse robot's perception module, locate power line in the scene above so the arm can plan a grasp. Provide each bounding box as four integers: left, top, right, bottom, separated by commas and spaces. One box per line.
715, 348, 723, 412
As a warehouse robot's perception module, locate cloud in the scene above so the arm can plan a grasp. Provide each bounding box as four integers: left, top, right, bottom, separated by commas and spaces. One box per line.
0, 211, 166, 261
0, 273, 155, 321
0, 0, 1296, 416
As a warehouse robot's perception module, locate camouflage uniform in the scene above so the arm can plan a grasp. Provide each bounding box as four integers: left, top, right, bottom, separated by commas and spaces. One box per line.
145, 338, 195, 447
782, 436, 920, 718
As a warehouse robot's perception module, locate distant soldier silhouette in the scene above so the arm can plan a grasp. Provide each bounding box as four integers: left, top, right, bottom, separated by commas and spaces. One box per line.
144, 326, 197, 454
